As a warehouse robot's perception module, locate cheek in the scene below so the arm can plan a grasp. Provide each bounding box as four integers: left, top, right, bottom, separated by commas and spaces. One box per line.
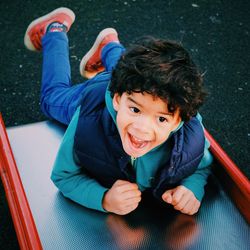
159, 132, 170, 143
116, 111, 127, 133
156, 127, 173, 143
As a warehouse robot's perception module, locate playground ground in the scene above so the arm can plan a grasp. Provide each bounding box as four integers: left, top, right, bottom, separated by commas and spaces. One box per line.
0, 0, 249, 248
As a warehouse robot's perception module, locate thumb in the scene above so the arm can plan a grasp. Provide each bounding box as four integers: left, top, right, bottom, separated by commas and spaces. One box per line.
162, 189, 174, 204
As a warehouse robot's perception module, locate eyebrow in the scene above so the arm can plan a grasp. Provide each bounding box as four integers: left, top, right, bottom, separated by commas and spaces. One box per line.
127, 96, 173, 116
127, 96, 142, 107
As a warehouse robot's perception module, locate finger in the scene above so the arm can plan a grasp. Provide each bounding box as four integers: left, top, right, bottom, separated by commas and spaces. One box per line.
191, 202, 200, 215
125, 201, 140, 212
188, 200, 200, 215
114, 179, 135, 187
121, 189, 141, 200
173, 193, 191, 210
117, 201, 140, 215
162, 190, 174, 204
129, 202, 140, 211
115, 182, 139, 193
172, 186, 187, 206
123, 195, 142, 206
181, 199, 200, 215
120, 194, 142, 208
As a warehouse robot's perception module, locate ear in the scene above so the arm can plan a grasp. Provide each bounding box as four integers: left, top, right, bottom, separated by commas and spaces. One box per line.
112, 93, 121, 111
171, 110, 182, 131
172, 120, 181, 132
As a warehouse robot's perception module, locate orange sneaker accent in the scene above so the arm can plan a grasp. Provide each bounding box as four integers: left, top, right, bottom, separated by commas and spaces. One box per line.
79, 28, 119, 79
24, 7, 75, 51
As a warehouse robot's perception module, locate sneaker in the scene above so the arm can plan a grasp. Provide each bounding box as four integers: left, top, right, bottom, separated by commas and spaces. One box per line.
24, 7, 75, 51
79, 28, 119, 79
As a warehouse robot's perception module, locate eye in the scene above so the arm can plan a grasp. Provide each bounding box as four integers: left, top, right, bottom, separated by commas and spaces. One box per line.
130, 107, 140, 113
158, 116, 167, 123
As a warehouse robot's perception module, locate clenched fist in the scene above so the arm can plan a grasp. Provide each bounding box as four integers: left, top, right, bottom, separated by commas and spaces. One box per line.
102, 180, 142, 215
162, 185, 201, 215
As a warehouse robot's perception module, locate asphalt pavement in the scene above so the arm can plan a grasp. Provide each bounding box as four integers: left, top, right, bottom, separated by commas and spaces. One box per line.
0, 0, 249, 248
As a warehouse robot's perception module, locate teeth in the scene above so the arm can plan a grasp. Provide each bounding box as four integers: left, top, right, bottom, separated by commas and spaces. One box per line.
129, 134, 148, 149
132, 135, 144, 143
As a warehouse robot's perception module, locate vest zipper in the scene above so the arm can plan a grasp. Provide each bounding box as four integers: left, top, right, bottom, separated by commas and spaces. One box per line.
131, 156, 137, 167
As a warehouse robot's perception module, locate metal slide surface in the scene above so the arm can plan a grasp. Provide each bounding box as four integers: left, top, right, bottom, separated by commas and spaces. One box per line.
3, 121, 250, 249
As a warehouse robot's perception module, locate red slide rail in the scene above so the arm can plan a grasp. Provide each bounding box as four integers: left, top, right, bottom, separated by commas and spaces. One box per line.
0, 114, 42, 250
0, 111, 249, 249
205, 129, 250, 224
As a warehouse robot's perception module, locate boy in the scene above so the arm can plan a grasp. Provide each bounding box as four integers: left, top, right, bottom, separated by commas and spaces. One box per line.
24, 7, 212, 215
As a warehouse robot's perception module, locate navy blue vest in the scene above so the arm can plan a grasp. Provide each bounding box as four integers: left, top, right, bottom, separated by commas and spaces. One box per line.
73, 81, 205, 200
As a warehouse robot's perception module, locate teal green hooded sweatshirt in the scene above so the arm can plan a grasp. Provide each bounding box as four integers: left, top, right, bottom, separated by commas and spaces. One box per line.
51, 89, 213, 212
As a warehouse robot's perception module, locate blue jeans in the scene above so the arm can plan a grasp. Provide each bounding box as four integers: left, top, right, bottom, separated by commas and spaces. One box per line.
41, 32, 125, 125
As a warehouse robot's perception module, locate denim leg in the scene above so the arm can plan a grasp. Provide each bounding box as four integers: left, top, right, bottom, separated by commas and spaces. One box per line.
101, 42, 125, 71
40, 34, 124, 125
41, 32, 89, 125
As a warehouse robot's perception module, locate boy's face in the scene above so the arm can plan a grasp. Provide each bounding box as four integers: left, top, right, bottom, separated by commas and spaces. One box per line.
113, 92, 181, 158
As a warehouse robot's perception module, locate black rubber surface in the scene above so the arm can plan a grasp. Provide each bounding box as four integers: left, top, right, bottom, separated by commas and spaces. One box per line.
0, 1, 249, 248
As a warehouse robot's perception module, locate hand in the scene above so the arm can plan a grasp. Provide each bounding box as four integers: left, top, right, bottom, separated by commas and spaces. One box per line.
162, 185, 201, 215
102, 180, 142, 215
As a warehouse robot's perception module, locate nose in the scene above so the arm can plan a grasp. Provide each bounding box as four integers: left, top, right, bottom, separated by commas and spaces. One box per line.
132, 115, 153, 135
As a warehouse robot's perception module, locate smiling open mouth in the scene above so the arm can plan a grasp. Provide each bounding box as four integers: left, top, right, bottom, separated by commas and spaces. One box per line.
128, 133, 149, 149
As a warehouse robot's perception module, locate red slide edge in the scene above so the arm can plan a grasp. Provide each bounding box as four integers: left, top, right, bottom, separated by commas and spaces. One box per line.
0, 114, 42, 250
205, 129, 250, 224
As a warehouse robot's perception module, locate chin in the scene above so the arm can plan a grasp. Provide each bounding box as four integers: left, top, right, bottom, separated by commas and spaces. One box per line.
124, 146, 149, 158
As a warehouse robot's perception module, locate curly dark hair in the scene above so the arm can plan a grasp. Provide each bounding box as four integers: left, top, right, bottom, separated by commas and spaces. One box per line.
109, 37, 207, 121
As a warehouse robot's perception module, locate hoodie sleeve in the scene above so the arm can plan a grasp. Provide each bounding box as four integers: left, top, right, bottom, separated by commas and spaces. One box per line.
51, 107, 108, 212
180, 113, 213, 201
